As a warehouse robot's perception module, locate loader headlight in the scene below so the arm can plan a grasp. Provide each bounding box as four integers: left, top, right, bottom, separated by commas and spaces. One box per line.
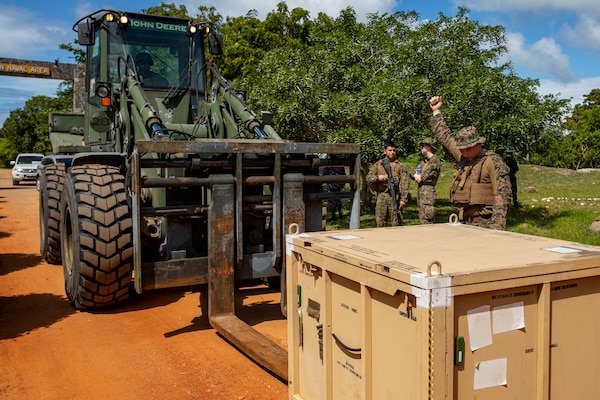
95, 84, 111, 107
95, 85, 110, 98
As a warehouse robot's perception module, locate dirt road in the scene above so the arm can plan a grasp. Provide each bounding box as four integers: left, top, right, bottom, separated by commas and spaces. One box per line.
0, 169, 288, 399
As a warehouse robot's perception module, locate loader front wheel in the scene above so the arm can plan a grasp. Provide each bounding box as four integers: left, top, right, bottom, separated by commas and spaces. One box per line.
39, 164, 66, 264
61, 165, 133, 309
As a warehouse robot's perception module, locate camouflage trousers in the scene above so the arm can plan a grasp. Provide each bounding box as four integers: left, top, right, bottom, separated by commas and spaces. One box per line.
509, 174, 518, 206
417, 185, 436, 224
375, 192, 403, 227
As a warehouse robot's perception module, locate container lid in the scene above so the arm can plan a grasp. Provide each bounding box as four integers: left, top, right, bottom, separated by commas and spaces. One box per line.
289, 224, 600, 289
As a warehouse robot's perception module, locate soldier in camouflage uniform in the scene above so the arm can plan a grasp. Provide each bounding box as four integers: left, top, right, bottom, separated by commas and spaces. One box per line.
429, 96, 512, 230
503, 150, 520, 208
410, 138, 441, 224
366, 141, 410, 227
322, 164, 345, 220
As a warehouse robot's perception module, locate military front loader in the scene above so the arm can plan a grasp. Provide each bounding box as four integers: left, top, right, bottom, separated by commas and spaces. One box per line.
37, 9, 360, 380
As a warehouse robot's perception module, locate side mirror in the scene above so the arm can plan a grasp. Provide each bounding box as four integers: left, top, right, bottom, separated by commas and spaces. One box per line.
208, 33, 223, 55
78, 20, 95, 46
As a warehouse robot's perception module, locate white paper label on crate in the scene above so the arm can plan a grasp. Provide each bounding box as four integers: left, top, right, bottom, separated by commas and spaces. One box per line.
327, 234, 361, 240
493, 301, 525, 334
474, 358, 507, 390
542, 246, 583, 254
467, 305, 493, 351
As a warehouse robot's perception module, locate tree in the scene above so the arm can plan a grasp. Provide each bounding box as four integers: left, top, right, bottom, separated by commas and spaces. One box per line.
0, 86, 72, 165
144, 2, 190, 18
240, 7, 568, 154
0, 2, 575, 173
217, 2, 312, 80
228, 6, 569, 201
563, 89, 600, 169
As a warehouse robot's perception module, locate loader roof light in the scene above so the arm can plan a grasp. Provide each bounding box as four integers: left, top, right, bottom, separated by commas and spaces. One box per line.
104, 12, 128, 26
187, 23, 211, 37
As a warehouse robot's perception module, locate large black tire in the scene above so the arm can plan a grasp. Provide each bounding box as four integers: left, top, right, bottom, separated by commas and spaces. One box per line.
61, 165, 133, 309
39, 164, 66, 264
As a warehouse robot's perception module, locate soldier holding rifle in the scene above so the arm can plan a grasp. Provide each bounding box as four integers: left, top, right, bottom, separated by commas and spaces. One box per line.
366, 141, 410, 227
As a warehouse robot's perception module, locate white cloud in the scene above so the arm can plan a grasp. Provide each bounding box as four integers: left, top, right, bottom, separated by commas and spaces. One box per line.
562, 14, 600, 51
538, 76, 600, 107
503, 32, 578, 83
0, 6, 73, 60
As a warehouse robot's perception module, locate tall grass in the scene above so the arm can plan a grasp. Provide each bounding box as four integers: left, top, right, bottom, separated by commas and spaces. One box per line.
330, 163, 600, 246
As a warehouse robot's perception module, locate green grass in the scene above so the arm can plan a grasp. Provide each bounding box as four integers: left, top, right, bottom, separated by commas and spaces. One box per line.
328, 163, 600, 246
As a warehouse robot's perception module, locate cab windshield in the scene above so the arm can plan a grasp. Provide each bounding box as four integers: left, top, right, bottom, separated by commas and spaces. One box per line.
118, 16, 191, 89
89, 13, 206, 91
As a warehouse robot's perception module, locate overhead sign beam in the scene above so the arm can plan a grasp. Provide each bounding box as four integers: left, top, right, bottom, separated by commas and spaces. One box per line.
0, 57, 85, 112
0, 57, 78, 80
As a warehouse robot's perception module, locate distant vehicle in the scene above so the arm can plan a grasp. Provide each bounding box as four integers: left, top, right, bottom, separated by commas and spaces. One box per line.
10, 153, 44, 185
36, 155, 74, 190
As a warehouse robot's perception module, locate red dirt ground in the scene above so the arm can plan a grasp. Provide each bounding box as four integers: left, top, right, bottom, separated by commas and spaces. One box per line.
0, 169, 288, 400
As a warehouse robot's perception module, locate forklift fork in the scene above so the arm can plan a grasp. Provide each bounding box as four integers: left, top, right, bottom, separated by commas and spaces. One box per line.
207, 175, 288, 381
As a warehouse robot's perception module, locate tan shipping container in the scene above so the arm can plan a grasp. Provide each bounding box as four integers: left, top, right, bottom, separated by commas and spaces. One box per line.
286, 224, 600, 399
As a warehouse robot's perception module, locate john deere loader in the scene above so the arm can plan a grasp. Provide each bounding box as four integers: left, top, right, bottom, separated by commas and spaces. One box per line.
37, 9, 360, 379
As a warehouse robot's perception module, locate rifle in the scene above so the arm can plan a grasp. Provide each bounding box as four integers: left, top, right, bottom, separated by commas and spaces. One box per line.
382, 158, 401, 226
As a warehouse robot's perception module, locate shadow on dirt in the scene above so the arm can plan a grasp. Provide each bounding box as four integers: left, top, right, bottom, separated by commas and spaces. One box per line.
234, 284, 285, 326
0, 187, 37, 192
0, 293, 75, 340
0, 253, 44, 276
162, 282, 285, 338
90, 286, 193, 315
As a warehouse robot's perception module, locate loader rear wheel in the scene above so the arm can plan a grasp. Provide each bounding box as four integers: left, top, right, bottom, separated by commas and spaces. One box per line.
61, 165, 133, 309
39, 164, 66, 264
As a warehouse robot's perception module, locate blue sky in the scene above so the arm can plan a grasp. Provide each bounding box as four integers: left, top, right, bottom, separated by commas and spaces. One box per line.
2, 0, 600, 126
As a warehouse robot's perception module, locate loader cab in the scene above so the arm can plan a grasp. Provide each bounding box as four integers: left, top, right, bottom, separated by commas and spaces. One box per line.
75, 10, 220, 147
79, 10, 215, 90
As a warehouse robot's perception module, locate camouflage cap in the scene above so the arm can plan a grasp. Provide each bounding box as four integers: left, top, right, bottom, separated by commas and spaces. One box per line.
420, 137, 437, 153
456, 126, 485, 149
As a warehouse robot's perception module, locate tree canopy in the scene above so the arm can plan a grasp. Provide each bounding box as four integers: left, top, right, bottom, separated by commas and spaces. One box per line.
0, 85, 72, 164
228, 6, 570, 166
0, 2, 584, 170
561, 89, 600, 169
